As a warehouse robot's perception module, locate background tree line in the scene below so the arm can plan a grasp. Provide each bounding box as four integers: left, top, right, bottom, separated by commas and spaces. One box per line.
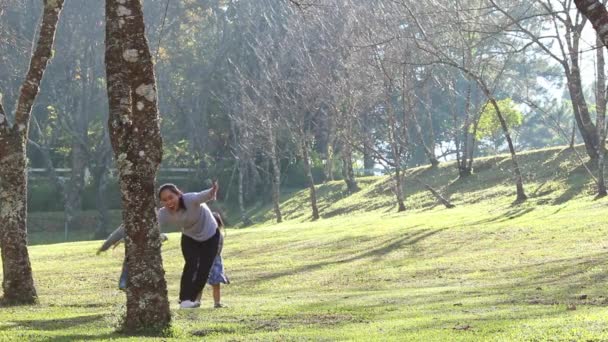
1, 0, 606, 231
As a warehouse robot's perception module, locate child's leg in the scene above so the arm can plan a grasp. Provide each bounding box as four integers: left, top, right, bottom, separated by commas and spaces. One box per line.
212, 284, 221, 304
195, 290, 202, 303
119, 259, 128, 290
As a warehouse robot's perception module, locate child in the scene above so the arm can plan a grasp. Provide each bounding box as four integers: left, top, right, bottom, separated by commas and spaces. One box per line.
97, 224, 168, 290
196, 211, 229, 308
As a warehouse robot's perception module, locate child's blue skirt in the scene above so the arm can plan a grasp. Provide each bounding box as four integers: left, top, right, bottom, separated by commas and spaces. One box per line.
207, 255, 229, 285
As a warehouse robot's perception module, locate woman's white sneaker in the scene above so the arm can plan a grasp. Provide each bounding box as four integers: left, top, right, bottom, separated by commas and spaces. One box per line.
180, 300, 198, 309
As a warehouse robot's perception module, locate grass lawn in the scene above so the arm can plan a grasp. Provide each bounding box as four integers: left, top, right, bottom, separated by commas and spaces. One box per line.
3, 146, 608, 341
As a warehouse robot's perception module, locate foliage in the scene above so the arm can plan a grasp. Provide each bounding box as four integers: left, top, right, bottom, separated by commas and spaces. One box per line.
475, 98, 524, 141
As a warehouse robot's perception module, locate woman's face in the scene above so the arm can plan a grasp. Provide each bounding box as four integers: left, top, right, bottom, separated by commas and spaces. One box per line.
160, 189, 180, 212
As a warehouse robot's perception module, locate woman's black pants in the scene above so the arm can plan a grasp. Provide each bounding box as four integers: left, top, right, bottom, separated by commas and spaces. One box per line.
179, 230, 219, 302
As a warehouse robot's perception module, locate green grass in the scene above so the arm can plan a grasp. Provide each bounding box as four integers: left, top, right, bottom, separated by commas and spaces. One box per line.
3, 145, 608, 341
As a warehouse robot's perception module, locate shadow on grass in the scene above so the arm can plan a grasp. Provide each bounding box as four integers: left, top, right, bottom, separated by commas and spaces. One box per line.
40, 333, 119, 342
0, 314, 106, 332
251, 228, 445, 283
467, 207, 536, 226
552, 164, 590, 205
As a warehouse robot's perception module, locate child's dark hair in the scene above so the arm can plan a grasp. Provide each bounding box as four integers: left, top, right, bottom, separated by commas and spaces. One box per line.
212, 211, 225, 234
158, 183, 186, 210
212, 211, 224, 227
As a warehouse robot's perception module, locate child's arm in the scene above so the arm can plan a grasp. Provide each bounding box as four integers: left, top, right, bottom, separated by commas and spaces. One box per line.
217, 233, 224, 256
97, 224, 125, 255
97, 217, 168, 255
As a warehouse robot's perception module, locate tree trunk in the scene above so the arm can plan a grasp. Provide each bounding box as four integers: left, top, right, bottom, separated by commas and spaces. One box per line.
363, 149, 375, 176
394, 166, 406, 212
0, 0, 66, 304
362, 112, 375, 176
413, 76, 438, 167
105, 0, 170, 332
454, 66, 527, 202
301, 139, 319, 220
230, 114, 252, 226
93, 145, 112, 239
415, 178, 454, 209
263, 112, 283, 223
458, 83, 473, 178
93, 165, 110, 239
386, 87, 406, 212
488, 97, 527, 202
564, 21, 600, 160
0, 134, 37, 304
237, 159, 252, 226
596, 34, 607, 198
341, 143, 359, 193
567, 72, 599, 160
325, 142, 335, 182
575, 0, 608, 48
268, 146, 282, 223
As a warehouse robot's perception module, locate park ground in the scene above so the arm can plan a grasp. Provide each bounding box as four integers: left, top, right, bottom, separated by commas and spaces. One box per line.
3, 145, 608, 341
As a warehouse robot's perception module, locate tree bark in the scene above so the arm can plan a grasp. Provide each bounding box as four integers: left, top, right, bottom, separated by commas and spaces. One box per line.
268, 140, 283, 223
105, 0, 170, 332
325, 141, 335, 182
237, 158, 252, 226
393, 166, 406, 212
413, 75, 438, 167
575, 0, 608, 48
386, 85, 406, 212
301, 138, 319, 220
362, 112, 375, 176
596, 35, 607, 197
488, 97, 527, 202
93, 142, 112, 239
0, 0, 66, 304
341, 143, 359, 193
262, 109, 283, 223
0, 133, 37, 305
457, 83, 474, 178
414, 178, 454, 209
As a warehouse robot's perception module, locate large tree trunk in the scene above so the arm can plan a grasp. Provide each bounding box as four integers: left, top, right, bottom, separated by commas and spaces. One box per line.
301, 138, 319, 220
0, 134, 37, 305
105, 0, 170, 332
0, 0, 66, 304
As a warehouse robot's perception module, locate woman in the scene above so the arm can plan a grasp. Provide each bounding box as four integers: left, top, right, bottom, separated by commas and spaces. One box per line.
158, 181, 220, 309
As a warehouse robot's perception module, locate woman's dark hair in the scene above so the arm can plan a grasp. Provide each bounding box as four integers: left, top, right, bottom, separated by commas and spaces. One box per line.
158, 183, 186, 211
